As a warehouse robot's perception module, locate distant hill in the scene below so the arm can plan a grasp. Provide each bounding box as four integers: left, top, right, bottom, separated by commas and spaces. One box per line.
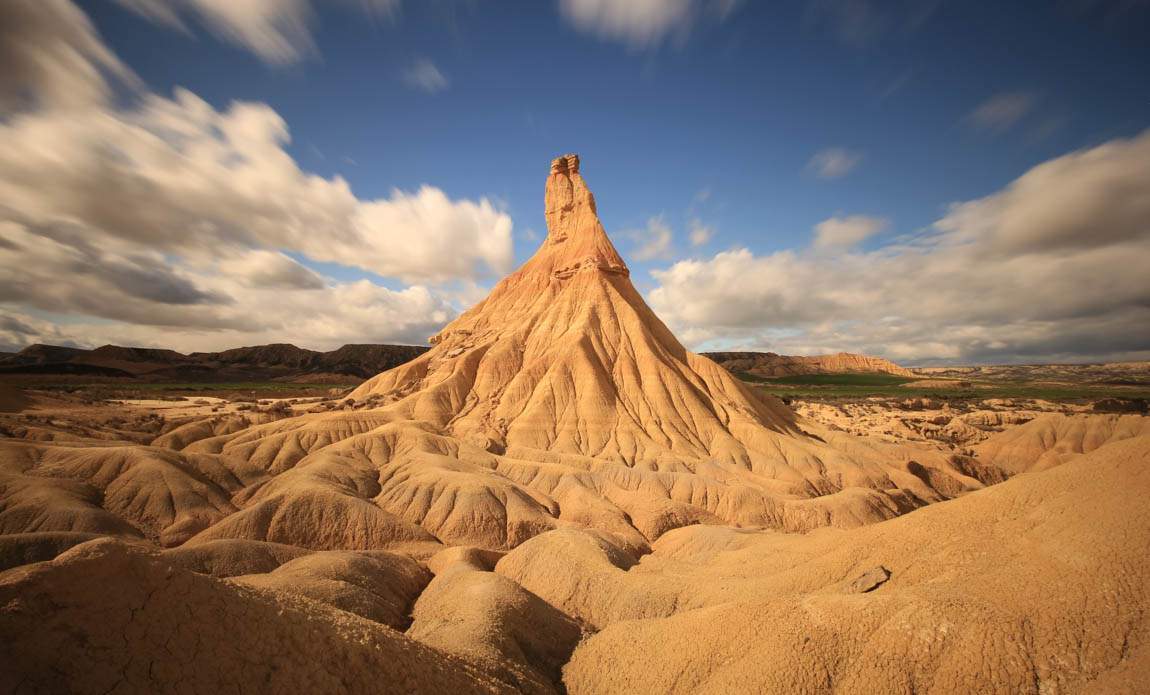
0, 342, 430, 383
1, 343, 916, 384
704, 351, 914, 379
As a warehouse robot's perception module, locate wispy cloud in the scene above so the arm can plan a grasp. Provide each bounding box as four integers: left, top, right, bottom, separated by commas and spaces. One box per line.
966, 91, 1036, 133
559, 0, 743, 48
688, 219, 714, 246
806, 0, 942, 47
113, 0, 400, 65
813, 215, 887, 249
629, 216, 674, 260
402, 58, 450, 93
806, 148, 863, 179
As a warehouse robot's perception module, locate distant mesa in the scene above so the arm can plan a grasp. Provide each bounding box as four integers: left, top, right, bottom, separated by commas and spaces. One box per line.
0, 342, 915, 384
0, 342, 430, 382
705, 351, 914, 378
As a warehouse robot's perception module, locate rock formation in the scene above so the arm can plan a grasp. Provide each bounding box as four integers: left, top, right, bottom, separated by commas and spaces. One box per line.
706, 350, 915, 378
0, 156, 980, 557
2, 155, 1147, 693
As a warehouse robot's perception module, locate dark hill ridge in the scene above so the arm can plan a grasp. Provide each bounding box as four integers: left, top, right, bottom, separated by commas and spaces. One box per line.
704, 351, 914, 378
0, 342, 430, 382
0, 342, 912, 384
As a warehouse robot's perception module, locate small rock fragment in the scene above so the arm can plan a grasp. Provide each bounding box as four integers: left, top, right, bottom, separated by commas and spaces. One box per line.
848, 566, 891, 593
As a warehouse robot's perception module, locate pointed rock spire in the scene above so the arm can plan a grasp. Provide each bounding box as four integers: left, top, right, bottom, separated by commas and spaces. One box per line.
540, 153, 628, 278
192, 153, 974, 555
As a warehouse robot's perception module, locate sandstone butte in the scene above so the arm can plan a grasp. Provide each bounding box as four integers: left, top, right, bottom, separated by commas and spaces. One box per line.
706, 350, 915, 378
1, 155, 1148, 694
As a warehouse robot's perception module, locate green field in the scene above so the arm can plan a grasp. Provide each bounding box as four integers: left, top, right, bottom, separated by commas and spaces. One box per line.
744, 372, 1150, 401
768, 373, 916, 386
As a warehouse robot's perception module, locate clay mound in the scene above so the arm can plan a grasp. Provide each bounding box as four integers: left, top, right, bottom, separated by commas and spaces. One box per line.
975, 412, 1150, 473
495, 528, 669, 630
0, 538, 510, 694
559, 434, 1150, 693
0, 440, 240, 545
376, 455, 563, 548
409, 567, 583, 695
425, 544, 505, 575
0, 460, 144, 539
162, 538, 310, 577
231, 550, 431, 628
0, 531, 103, 572
185, 486, 440, 551
151, 414, 252, 450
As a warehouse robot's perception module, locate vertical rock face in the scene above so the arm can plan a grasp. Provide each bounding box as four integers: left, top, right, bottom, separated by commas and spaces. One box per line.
541, 153, 628, 277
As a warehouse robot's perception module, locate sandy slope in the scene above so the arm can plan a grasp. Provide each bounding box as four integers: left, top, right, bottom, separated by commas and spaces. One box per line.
0, 538, 511, 694
561, 435, 1150, 693
0, 154, 1147, 692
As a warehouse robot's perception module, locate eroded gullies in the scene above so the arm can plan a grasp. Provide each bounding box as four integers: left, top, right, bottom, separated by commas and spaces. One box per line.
1, 156, 1148, 694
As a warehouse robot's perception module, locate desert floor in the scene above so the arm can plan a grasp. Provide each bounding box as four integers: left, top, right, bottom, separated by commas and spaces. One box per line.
2, 376, 1148, 694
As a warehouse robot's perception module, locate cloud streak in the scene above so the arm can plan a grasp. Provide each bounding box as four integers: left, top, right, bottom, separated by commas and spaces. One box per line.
629, 216, 675, 261
402, 59, 450, 93
813, 215, 887, 250
559, 0, 741, 47
114, 0, 401, 64
966, 92, 1036, 133
806, 148, 863, 179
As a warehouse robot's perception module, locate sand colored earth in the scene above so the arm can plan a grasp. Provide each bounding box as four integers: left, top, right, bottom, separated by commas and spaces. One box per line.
558, 435, 1150, 693
1, 155, 1148, 693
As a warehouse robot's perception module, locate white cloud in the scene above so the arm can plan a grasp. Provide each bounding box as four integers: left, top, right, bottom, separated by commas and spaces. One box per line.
813, 215, 887, 250
0, 88, 512, 284
218, 250, 325, 289
966, 92, 1036, 133
114, 0, 401, 64
688, 219, 714, 246
0, 282, 454, 352
558, 0, 741, 47
0, 0, 510, 352
402, 59, 450, 93
0, 0, 139, 110
629, 216, 674, 261
806, 148, 862, 179
651, 130, 1150, 364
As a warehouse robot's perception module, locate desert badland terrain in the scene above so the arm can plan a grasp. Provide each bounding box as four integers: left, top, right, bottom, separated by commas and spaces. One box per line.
2, 155, 1148, 694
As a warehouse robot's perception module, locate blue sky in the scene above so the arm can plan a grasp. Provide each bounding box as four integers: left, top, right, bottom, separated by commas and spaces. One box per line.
81, 0, 1149, 270
2, 0, 1149, 363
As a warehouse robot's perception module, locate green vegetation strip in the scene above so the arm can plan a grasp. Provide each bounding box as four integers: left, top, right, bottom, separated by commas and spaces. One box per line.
753, 383, 1150, 401
767, 373, 917, 386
